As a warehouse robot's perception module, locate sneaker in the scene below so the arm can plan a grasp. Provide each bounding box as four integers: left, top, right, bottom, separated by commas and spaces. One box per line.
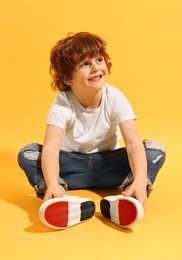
39, 195, 96, 229
100, 195, 144, 228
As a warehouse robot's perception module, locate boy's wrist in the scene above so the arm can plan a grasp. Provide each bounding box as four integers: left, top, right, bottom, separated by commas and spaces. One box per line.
46, 177, 68, 191
121, 174, 153, 197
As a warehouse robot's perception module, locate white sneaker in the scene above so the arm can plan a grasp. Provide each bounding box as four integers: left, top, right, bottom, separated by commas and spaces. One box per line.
39, 195, 95, 229
100, 195, 144, 228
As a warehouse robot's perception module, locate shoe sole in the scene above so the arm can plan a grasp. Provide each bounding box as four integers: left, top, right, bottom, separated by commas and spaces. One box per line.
100, 195, 144, 228
39, 197, 95, 229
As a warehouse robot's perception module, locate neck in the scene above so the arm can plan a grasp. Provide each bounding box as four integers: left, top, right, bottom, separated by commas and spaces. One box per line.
72, 88, 103, 109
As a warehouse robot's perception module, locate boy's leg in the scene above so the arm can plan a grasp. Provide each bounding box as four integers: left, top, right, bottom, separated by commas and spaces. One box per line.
18, 144, 95, 229
100, 139, 166, 228
121, 139, 166, 197
90, 139, 166, 193
91, 148, 132, 189
59, 150, 92, 189
18, 144, 97, 193
17, 143, 67, 199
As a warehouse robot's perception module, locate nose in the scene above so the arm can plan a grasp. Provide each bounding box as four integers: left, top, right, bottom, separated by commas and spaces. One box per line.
91, 61, 99, 73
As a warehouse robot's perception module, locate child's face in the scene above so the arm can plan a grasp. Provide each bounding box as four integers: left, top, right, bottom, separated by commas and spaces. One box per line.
67, 56, 109, 93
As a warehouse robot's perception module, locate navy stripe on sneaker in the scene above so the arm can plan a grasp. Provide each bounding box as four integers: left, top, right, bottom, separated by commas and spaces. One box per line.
100, 199, 111, 220
80, 201, 96, 221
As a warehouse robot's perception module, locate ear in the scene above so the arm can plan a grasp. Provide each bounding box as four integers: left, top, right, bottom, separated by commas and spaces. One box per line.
64, 77, 72, 86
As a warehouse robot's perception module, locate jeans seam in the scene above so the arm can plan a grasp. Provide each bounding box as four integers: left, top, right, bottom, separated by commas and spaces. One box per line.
88, 155, 93, 188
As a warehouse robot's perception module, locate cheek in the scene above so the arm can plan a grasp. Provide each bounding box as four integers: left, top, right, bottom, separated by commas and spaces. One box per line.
104, 67, 109, 75
103, 63, 109, 72
79, 71, 89, 80
72, 72, 84, 81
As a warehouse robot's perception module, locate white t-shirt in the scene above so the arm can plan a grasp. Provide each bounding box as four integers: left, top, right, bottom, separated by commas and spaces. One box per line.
47, 83, 136, 153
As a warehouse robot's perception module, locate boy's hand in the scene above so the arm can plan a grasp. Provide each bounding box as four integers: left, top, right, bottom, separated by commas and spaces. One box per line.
121, 181, 147, 210
43, 184, 67, 202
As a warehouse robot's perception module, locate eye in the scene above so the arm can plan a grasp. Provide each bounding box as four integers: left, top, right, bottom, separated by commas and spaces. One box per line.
77, 60, 90, 69
76, 61, 88, 69
83, 61, 89, 67
97, 57, 104, 63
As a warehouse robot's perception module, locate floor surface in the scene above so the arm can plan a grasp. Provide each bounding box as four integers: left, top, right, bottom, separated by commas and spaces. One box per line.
0, 138, 182, 260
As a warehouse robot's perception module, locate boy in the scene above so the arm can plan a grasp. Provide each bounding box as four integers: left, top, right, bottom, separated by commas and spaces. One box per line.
18, 32, 166, 229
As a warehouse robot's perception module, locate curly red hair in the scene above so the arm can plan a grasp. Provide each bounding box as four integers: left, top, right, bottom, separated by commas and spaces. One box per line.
50, 32, 112, 91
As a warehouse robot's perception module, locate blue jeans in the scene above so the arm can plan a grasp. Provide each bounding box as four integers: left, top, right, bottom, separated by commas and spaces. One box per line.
17, 139, 166, 199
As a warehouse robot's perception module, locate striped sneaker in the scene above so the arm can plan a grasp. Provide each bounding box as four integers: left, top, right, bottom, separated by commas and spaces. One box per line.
100, 195, 144, 228
39, 195, 95, 229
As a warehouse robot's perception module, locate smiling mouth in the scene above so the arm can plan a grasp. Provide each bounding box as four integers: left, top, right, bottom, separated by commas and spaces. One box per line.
88, 75, 103, 81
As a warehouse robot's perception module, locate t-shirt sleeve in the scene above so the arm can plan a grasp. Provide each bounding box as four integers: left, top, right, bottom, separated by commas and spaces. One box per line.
111, 90, 136, 124
46, 95, 71, 129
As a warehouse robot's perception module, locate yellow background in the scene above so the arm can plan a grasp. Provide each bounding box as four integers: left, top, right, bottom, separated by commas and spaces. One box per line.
0, 0, 182, 259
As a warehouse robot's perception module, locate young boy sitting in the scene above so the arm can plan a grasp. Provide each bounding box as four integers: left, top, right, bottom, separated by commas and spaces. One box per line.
18, 32, 166, 229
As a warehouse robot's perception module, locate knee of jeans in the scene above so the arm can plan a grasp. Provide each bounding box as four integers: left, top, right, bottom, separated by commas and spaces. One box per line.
143, 139, 166, 153
144, 139, 166, 167
18, 143, 42, 165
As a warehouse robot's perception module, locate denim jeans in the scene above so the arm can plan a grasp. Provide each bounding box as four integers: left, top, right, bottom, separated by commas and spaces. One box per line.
17, 139, 166, 199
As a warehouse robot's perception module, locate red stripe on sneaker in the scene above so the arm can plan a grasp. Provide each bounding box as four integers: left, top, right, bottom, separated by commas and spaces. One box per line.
44, 201, 68, 228
119, 200, 137, 226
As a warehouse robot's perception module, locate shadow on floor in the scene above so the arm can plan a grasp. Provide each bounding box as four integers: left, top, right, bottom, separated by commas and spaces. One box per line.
0, 149, 133, 234
0, 149, 53, 233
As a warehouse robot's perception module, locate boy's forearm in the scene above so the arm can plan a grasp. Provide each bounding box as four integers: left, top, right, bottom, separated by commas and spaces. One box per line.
41, 146, 60, 187
127, 142, 147, 184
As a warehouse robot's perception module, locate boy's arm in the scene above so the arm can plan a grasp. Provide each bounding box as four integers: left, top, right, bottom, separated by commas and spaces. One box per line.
119, 120, 147, 209
41, 125, 67, 201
